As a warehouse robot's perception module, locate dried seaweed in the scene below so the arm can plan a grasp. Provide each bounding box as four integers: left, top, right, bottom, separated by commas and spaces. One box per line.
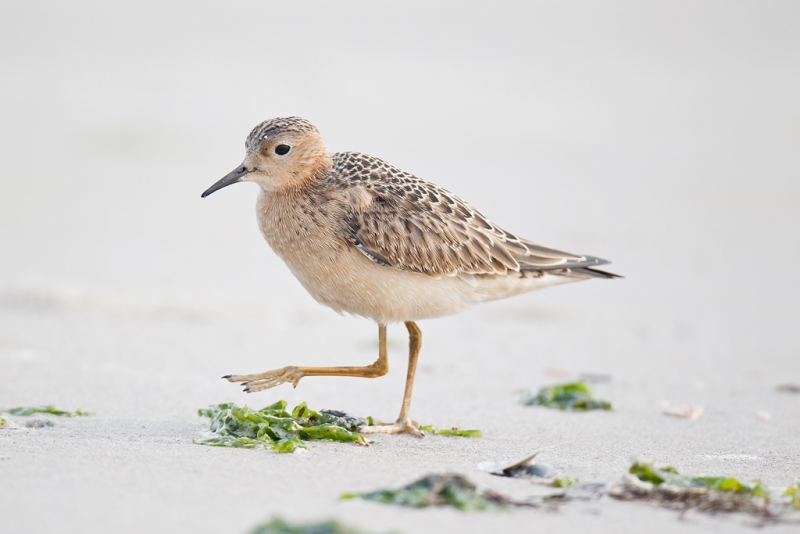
195, 401, 367, 452
6, 405, 91, 417
520, 381, 611, 411
342, 474, 525, 511
249, 518, 377, 534
610, 461, 772, 518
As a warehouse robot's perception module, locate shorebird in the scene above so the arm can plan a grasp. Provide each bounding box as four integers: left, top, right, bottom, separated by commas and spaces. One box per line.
202, 117, 618, 437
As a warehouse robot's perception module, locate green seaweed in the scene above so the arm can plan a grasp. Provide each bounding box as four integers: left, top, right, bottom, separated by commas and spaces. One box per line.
612, 462, 778, 518
195, 401, 367, 452
520, 381, 611, 411
418, 425, 481, 437
553, 477, 579, 488
250, 518, 375, 534
629, 462, 767, 497
784, 483, 800, 509
0, 412, 7, 427
6, 405, 92, 417
342, 474, 508, 511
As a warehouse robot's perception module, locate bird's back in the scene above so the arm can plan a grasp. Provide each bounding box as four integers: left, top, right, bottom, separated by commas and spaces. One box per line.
324, 151, 617, 280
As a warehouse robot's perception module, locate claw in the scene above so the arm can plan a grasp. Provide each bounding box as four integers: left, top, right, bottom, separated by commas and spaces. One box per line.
221, 375, 232, 379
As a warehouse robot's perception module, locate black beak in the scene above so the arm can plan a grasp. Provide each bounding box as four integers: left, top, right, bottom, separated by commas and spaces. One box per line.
201, 166, 251, 198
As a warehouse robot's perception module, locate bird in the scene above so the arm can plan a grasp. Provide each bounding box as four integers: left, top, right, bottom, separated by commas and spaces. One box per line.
201, 116, 619, 437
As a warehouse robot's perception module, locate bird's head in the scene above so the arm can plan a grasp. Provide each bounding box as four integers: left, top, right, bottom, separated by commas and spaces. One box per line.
202, 116, 332, 197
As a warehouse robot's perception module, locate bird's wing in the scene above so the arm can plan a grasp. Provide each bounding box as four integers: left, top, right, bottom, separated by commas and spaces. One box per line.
332, 152, 612, 277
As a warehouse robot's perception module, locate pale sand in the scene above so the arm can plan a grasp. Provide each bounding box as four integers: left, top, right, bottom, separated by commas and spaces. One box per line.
1, 2, 799, 533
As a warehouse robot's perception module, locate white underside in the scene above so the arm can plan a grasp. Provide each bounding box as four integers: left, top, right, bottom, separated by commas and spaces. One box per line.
285, 245, 582, 324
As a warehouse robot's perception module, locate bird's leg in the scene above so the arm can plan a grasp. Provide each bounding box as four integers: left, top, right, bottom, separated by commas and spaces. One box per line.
359, 321, 424, 438
224, 324, 390, 393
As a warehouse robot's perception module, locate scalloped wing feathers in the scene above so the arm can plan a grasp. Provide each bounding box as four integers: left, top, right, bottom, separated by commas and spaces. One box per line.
329, 152, 613, 278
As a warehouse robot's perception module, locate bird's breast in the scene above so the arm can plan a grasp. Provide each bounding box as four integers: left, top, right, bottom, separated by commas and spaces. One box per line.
256, 190, 345, 268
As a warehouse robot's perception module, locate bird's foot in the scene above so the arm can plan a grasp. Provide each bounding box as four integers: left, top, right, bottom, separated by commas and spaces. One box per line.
359, 417, 424, 438
222, 366, 304, 393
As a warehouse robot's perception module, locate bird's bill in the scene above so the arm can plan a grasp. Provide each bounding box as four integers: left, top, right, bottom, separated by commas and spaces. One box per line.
201, 165, 250, 198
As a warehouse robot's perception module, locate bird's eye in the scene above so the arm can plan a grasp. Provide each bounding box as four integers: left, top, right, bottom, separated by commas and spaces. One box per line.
275, 144, 291, 155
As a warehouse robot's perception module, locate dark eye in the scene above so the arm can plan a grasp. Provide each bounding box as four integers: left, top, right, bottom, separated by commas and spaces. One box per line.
275, 144, 291, 155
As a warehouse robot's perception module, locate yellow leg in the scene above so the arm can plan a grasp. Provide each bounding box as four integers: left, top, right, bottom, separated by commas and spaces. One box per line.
360, 321, 424, 438
225, 324, 389, 393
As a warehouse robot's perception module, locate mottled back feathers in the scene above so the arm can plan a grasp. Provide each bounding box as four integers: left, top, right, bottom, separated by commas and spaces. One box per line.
324, 152, 615, 279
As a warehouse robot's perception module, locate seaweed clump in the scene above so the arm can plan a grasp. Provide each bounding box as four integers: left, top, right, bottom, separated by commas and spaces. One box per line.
520, 381, 611, 411
0, 412, 7, 427
342, 474, 517, 511
250, 518, 375, 534
610, 461, 772, 517
7, 405, 91, 417
195, 401, 367, 453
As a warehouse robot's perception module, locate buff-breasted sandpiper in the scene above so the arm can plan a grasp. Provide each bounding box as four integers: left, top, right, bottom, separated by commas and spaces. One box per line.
202, 116, 619, 437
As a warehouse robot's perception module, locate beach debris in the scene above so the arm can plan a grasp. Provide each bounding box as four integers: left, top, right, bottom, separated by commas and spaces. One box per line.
418, 425, 481, 437
785, 484, 800, 510
478, 452, 554, 480
663, 406, 704, 420
776, 384, 800, 394
342, 473, 529, 511
0, 412, 7, 427
477, 452, 590, 503
195, 401, 368, 452
609, 461, 772, 517
545, 481, 609, 502
627, 462, 767, 495
6, 405, 92, 417
563, 480, 606, 497
520, 381, 612, 411
25, 419, 56, 428
249, 518, 377, 534
473, 457, 800, 519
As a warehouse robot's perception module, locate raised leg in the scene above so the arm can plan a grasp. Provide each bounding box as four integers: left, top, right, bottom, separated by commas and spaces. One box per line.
360, 321, 424, 438
225, 324, 389, 393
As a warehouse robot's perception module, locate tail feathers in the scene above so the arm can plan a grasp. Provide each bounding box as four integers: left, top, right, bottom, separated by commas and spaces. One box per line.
530, 255, 622, 279
516, 248, 622, 279
573, 266, 622, 279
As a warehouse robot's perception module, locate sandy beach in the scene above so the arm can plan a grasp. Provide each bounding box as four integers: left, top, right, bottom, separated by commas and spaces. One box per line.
1, 2, 799, 532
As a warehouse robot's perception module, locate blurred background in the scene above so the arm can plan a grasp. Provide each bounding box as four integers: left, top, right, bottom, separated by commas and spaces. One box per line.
1, 1, 799, 532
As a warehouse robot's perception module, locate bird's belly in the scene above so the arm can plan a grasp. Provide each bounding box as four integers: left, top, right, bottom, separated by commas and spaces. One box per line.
271, 238, 457, 322
270, 236, 572, 323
